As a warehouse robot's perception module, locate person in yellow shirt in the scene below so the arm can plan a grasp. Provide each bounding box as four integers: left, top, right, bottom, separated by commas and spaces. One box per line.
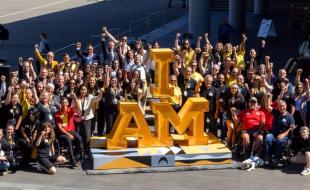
234, 34, 247, 71
224, 57, 239, 86
168, 75, 182, 111
222, 43, 233, 60
190, 61, 204, 82
34, 44, 58, 72
57, 53, 78, 77
175, 33, 195, 66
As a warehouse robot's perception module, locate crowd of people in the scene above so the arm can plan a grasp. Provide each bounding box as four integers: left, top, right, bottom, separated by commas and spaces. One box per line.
0, 26, 309, 176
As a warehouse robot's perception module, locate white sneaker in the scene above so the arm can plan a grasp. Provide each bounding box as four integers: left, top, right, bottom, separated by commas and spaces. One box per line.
301, 168, 310, 176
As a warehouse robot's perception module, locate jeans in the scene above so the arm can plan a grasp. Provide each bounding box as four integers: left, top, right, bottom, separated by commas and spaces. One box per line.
264, 133, 288, 161
205, 112, 217, 137
219, 111, 227, 140
0, 161, 10, 171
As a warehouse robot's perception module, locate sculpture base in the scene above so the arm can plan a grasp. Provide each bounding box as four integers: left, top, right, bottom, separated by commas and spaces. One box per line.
89, 134, 232, 171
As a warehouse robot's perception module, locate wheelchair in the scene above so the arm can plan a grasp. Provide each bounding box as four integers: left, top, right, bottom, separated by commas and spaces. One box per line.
54, 137, 83, 167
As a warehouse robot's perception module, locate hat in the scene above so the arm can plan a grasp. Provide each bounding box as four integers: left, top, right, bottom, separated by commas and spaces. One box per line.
249, 97, 258, 103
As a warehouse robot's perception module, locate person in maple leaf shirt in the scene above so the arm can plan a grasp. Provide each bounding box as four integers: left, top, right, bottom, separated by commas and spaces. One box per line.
54, 95, 83, 167
233, 97, 265, 157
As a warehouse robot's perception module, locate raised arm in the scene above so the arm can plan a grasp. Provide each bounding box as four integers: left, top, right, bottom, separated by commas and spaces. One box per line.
100, 35, 109, 64
18, 57, 23, 79
265, 93, 273, 113
196, 36, 202, 54
92, 88, 105, 103
173, 59, 180, 78
34, 44, 46, 66
239, 34, 247, 53
102, 26, 119, 44
35, 130, 45, 147
5, 86, 13, 105
276, 84, 288, 104
75, 42, 84, 59
0, 75, 6, 98
261, 75, 273, 93
30, 81, 39, 104
204, 33, 213, 49
295, 69, 302, 86
198, 54, 206, 76
256, 40, 266, 63
175, 33, 181, 50
28, 58, 37, 81
103, 67, 110, 89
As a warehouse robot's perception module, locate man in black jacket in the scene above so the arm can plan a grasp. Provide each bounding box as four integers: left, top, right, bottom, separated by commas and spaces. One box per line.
200, 75, 218, 135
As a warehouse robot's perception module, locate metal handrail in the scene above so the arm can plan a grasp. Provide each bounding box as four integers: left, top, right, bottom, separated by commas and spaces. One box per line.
53, 43, 76, 54
90, 28, 120, 44
129, 18, 149, 37
53, 9, 168, 56
148, 10, 166, 29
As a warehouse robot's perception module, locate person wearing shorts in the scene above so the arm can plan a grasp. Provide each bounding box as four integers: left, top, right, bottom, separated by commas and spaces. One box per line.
35, 122, 66, 174
290, 126, 310, 176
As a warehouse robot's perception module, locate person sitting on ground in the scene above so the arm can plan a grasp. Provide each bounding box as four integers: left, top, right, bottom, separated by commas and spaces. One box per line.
35, 122, 67, 175
18, 107, 40, 166
290, 126, 310, 176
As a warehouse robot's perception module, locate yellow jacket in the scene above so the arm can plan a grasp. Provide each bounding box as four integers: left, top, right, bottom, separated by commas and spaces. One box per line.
35, 50, 58, 71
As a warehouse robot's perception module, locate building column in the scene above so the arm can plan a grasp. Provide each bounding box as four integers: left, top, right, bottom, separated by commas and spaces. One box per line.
189, 0, 211, 37
254, 0, 267, 15
229, 0, 246, 31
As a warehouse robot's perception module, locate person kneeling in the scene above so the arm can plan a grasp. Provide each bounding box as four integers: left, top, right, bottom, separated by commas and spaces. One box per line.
35, 122, 66, 175
290, 126, 310, 176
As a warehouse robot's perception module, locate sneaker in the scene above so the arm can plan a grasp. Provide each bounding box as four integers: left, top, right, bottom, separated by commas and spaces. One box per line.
36, 162, 47, 172
272, 159, 282, 167
69, 159, 77, 168
301, 168, 310, 176
0, 169, 7, 175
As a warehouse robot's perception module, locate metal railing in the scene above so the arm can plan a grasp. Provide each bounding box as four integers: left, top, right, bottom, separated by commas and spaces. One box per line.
148, 10, 166, 29
90, 28, 120, 44
129, 18, 149, 38
53, 10, 168, 56
54, 43, 76, 54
